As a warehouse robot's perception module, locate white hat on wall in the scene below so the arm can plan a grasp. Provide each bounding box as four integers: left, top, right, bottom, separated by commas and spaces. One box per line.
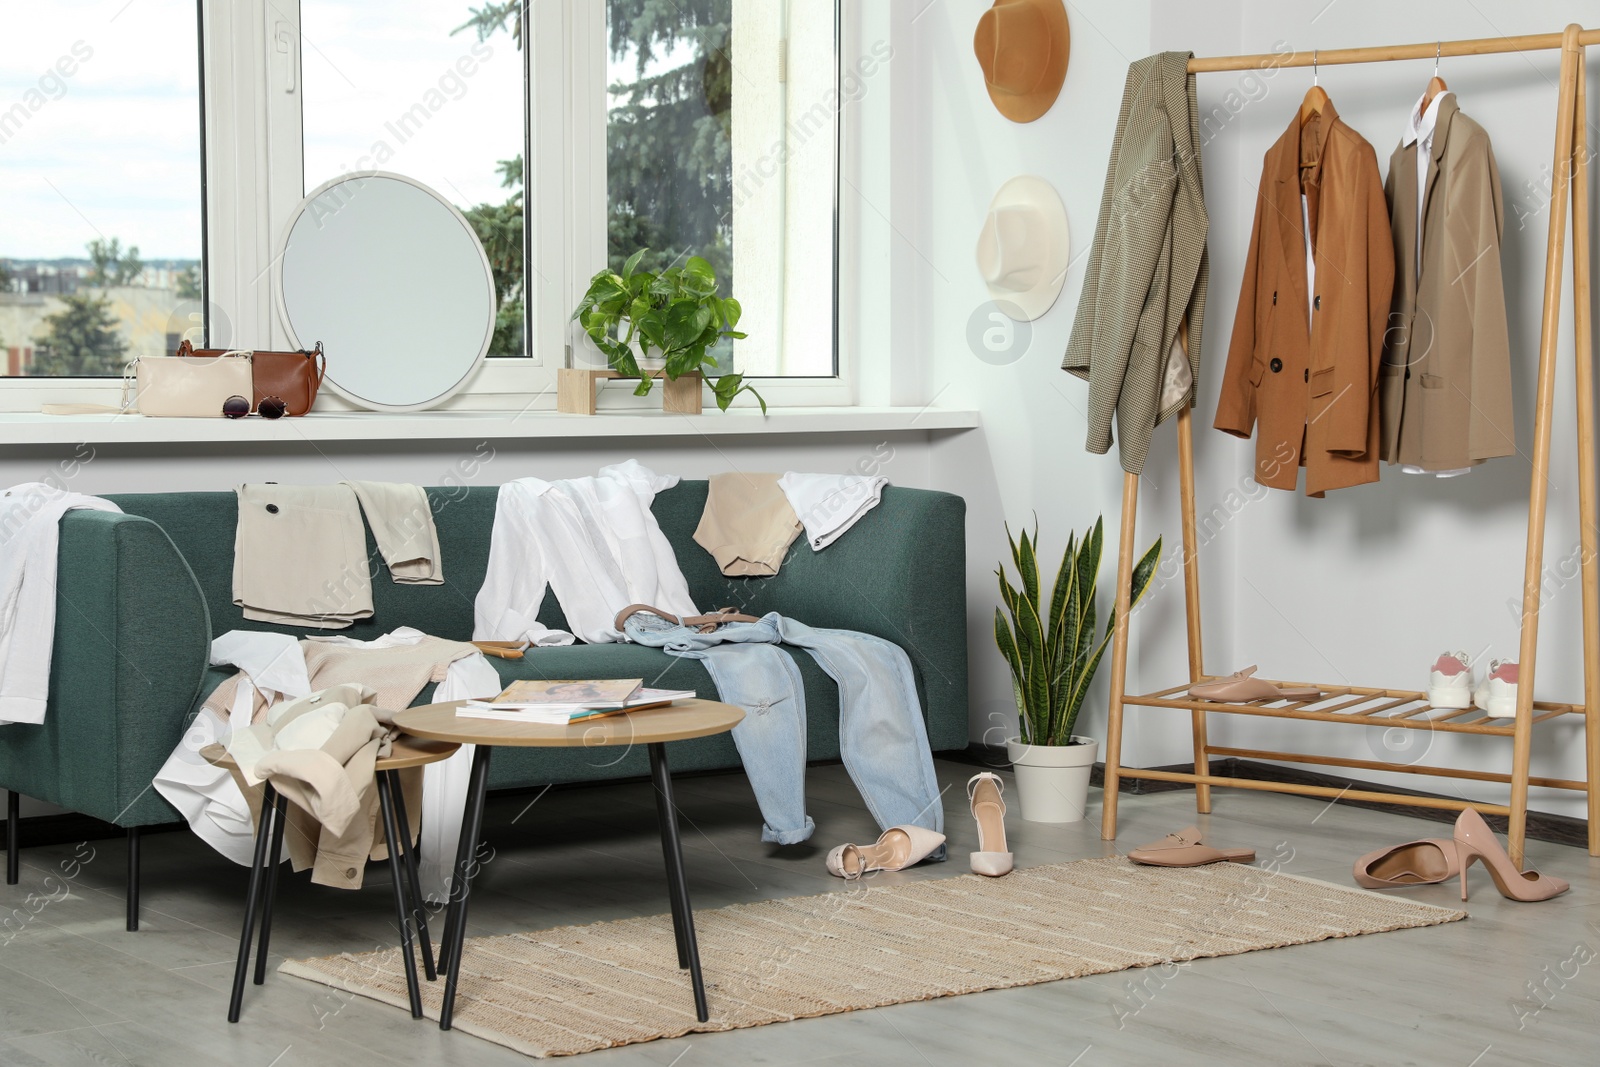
976, 175, 1070, 321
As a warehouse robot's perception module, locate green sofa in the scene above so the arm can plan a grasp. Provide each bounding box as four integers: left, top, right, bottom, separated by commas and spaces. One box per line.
0, 480, 968, 928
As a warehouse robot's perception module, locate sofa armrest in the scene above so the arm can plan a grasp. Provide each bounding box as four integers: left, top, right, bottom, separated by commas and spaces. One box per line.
726, 488, 969, 751
0, 511, 210, 827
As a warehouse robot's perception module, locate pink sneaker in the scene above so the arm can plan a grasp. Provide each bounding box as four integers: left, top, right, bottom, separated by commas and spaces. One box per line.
1475, 660, 1519, 719
1428, 651, 1473, 709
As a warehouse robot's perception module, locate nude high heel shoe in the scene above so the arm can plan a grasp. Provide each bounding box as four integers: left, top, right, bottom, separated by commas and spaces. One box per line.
1453, 808, 1569, 902
1352, 838, 1460, 888
825, 825, 945, 880
967, 772, 1013, 876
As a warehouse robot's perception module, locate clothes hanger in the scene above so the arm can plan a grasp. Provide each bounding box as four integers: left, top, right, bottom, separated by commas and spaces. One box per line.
1299, 50, 1330, 174
1420, 42, 1448, 111
1299, 49, 1330, 125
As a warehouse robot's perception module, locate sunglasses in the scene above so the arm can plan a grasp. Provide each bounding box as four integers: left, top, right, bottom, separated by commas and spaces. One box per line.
222, 395, 289, 419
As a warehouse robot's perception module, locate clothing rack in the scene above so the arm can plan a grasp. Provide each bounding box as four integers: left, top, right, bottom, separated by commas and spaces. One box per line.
1101, 25, 1600, 865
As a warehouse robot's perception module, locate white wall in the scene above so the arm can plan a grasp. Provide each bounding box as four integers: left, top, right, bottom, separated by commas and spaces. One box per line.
922, 1, 1163, 760
921, 0, 1598, 818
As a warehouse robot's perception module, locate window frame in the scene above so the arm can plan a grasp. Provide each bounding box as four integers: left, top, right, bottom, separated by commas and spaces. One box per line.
0, 0, 865, 413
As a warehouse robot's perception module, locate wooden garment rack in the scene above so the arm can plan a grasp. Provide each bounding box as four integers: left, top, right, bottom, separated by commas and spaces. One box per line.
1101, 25, 1600, 866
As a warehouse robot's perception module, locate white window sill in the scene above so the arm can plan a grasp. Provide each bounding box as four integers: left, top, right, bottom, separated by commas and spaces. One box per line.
0, 406, 980, 445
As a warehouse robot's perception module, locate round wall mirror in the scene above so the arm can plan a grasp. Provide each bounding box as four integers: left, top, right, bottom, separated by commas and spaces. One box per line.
275, 172, 497, 412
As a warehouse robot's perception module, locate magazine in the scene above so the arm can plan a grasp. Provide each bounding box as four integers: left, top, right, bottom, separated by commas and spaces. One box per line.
456, 688, 696, 724
484, 678, 645, 709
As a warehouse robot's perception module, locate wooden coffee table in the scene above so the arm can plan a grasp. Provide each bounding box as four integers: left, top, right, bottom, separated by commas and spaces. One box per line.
392, 698, 745, 1030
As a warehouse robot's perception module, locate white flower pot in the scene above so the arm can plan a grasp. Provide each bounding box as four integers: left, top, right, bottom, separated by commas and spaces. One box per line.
1005, 735, 1099, 823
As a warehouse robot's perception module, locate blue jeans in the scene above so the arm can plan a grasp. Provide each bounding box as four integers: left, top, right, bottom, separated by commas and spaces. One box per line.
623, 611, 944, 849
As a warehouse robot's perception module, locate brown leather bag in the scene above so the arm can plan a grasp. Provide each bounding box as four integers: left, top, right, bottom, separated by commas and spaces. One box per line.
175, 340, 326, 415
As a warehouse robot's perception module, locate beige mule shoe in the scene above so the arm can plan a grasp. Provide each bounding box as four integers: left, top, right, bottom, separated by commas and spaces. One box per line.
1187, 666, 1320, 702
1128, 826, 1256, 867
825, 825, 946, 880
967, 772, 1013, 876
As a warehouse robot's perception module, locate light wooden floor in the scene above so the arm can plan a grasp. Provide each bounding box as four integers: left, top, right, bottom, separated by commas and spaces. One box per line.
1, 758, 1596, 1066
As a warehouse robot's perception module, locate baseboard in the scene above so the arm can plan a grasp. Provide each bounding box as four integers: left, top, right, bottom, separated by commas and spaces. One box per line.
952, 745, 1590, 849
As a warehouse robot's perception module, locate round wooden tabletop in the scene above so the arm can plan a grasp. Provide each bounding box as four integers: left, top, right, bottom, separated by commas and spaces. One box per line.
201, 735, 461, 772
392, 698, 745, 748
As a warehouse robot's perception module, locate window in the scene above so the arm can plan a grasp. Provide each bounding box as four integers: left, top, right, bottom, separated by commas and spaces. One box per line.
0, 0, 850, 406
0, 1, 206, 378
605, 0, 838, 379
300, 0, 528, 358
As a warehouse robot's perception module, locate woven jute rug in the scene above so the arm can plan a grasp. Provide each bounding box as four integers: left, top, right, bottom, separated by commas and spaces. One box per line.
280, 856, 1464, 1057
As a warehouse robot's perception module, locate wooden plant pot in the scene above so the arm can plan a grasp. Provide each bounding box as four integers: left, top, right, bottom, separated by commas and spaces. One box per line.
557, 368, 702, 415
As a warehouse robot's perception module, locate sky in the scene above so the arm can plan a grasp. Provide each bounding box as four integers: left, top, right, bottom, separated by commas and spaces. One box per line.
0, 0, 531, 263
300, 0, 526, 209
0, 0, 205, 261
1, 1, 701, 263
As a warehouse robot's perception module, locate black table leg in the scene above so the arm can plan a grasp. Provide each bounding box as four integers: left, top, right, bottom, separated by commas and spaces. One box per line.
439, 744, 493, 1031
649, 755, 690, 970
648, 742, 708, 1023
388, 769, 436, 981
6, 790, 19, 885
378, 771, 424, 1019
229, 783, 278, 1023
253, 793, 288, 984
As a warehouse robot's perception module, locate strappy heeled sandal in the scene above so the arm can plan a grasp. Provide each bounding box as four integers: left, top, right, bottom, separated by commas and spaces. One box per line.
967, 772, 1013, 876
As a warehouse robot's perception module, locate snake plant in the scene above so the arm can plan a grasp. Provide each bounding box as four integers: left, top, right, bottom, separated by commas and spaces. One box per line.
995, 518, 1161, 747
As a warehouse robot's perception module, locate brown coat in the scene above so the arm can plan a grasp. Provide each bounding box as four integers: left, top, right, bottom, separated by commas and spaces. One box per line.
1214, 100, 1395, 496
1379, 96, 1513, 470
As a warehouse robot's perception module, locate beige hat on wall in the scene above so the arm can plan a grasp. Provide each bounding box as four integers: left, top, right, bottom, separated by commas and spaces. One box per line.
973, 0, 1071, 123
977, 175, 1070, 322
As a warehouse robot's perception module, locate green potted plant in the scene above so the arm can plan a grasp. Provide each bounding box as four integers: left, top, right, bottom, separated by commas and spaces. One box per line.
571, 249, 766, 412
995, 517, 1160, 822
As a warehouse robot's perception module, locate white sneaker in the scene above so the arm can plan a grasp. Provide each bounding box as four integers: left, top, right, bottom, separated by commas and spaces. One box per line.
1475, 660, 1520, 718
1427, 651, 1473, 709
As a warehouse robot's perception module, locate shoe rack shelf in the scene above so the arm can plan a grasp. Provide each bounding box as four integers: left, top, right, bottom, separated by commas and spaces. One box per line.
1101, 26, 1600, 865
1127, 682, 1583, 737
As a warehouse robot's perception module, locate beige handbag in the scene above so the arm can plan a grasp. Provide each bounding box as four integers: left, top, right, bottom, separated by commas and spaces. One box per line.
128, 350, 254, 417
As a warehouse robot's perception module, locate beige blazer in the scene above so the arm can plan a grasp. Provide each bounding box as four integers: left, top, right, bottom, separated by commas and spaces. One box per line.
1063, 51, 1209, 476
1214, 99, 1395, 497
1379, 96, 1514, 471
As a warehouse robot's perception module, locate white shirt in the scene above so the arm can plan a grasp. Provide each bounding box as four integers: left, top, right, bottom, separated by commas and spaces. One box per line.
1301, 194, 1315, 323
474, 460, 698, 645
0, 483, 122, 725
777, 473, 889, 551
